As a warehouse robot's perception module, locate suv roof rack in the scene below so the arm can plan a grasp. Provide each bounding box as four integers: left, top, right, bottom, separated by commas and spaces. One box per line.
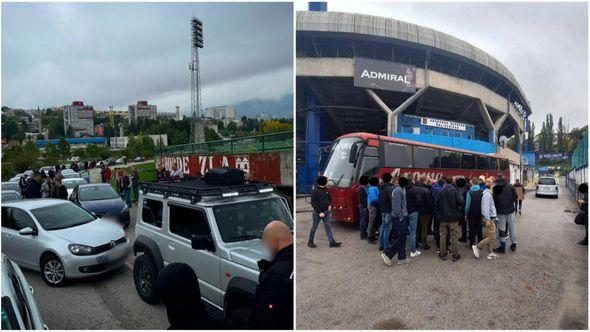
140, 177, 274, 204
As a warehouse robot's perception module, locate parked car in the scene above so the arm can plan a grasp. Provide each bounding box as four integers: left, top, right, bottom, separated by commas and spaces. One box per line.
536, 177, 559, 198
60, 169, 75, 175
2, 191, 22, 202
70, 184, 130, 227
1, 200, 130, 287
9, 174, 23, 183
133, 156, 145, 163
38, 166, 54, 175
1, 254, 46, 329
132, 169, 293, 324
2, 182, 21, 192
61, 172, 81, 179
61, 178, 89, 198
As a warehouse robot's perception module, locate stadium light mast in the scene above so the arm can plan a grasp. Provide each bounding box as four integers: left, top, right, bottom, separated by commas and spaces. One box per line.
190, 17, 205, 143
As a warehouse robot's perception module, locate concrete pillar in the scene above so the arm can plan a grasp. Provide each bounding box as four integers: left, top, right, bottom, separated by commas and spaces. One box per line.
305, 87, 322, 179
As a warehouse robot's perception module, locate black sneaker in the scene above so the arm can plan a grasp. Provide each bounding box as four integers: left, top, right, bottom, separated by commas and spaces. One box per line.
307, 242, 317, 248
510, 243, 517, 252
452, 254, 461, 262
439, 254, 447, 261
378, 246, 383, 251
329, 241, 342, 248
493, 247, 506, 254
578, 239, 588, 246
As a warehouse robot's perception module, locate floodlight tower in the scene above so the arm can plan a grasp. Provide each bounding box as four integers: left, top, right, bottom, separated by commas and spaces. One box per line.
190, 17, 205, 143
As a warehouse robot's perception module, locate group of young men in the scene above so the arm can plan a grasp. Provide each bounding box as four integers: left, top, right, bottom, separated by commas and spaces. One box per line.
307, 172, 525, 265
18, 168, 69, 200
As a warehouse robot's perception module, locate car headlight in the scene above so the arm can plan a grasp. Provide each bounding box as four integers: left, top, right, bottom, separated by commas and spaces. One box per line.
68, 244, 94, 256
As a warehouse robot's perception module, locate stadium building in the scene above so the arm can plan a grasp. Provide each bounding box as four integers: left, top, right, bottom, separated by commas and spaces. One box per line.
296, 7, 532, 193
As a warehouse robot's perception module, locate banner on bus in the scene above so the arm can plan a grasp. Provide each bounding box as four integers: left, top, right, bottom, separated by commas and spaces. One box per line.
354, 57, 416, 93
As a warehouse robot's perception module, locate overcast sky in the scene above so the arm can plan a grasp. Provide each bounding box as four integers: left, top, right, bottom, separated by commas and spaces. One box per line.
1, 2, 293, 115
295, 1, 588, 129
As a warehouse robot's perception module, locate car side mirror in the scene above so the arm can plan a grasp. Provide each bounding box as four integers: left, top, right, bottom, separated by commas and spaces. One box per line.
191, 234, 215, 252
19, 227, 37, 236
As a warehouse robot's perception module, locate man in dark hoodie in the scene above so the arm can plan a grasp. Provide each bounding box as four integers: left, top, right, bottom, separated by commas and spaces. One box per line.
415, 176, 433, 250
493, 174, 518, 253
252, 220, 294, 330
157, 263, 233, 329
24, 172, 42, 199
357, 176, 370, 240
308, 176, 341, 248
377, 173, 394, 249
435, 176, 464, 262
455, 177, 469, 243
464, 178, 484, 246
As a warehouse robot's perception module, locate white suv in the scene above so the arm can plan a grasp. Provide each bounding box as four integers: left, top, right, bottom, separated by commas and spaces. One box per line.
536, 177, 559, 198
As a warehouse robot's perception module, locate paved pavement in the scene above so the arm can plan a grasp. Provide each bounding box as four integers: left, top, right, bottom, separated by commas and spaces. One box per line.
21, 205, 170, 329
295, 187, 588, 329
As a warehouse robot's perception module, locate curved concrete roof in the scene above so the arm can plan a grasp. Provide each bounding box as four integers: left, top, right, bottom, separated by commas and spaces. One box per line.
297, 11, 531, 113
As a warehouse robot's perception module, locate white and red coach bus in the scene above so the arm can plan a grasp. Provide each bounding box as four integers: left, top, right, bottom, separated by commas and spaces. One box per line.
323, 132, 510, 223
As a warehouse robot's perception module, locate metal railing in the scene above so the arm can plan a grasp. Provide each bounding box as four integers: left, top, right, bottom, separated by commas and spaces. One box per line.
157, 131, 293, 155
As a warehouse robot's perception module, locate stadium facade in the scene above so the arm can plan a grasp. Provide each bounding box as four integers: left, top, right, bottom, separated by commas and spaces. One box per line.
296, 8, 532, 193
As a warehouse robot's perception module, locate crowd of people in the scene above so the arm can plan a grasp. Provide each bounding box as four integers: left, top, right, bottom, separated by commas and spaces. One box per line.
16, 165, 74, 200
99, 164, 139, 207
309, 172, 531, 263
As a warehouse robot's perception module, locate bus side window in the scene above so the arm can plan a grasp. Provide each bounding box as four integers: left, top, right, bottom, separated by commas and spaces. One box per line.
477, 156, 489, 170
360, 146, 379, 177
383, 143, 412, 168
489, 158, 499, 171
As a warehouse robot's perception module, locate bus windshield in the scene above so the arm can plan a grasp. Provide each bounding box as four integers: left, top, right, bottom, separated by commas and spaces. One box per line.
323, 137, 361, 188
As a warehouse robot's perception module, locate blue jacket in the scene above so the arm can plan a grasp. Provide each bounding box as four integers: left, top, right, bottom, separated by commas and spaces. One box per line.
368, 186, 379, 206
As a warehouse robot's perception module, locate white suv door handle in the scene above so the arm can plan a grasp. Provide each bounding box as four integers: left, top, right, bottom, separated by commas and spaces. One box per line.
6, 234, 14, 239
168, 243, 175, 251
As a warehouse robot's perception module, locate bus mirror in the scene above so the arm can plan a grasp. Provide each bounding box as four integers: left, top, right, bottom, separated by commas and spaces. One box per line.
349, 143, 359, 164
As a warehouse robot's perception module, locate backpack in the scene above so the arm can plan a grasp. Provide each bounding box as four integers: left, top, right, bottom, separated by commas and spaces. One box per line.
467, 189, 484, 219
574, 212, 588, 225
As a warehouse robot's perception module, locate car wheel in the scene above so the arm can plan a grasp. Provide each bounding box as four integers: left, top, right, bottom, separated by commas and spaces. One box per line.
133, 254, 159, 304
229, 306, 252, 328
40, 255, 67, 287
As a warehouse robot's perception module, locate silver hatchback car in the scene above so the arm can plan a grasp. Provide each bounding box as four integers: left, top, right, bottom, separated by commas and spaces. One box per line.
1, 199, 131, 287
535, 177, 559, 198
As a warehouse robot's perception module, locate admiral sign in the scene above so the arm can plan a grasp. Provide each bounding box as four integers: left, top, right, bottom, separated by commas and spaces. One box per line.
354, 58, 416, 93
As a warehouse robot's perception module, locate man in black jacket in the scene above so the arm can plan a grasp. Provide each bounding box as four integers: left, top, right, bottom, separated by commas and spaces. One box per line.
24, 172, 42, 199
308, 176, 341, 248
434, 176, 464, 261
493, 174, 518, 253
414, 176, 432, 250
51, 178, 69, 200
357, 176, 370, 240
377, 173, 394, 249
252, 220, 294, 330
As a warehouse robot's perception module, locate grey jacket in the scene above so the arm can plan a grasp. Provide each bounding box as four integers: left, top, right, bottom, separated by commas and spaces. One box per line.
391, 185, 407, 220
481, 188, 497, 221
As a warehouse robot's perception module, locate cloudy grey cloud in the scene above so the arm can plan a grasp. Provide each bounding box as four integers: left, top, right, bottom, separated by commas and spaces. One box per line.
296, 2, 588, 129
2, 2, 293, 114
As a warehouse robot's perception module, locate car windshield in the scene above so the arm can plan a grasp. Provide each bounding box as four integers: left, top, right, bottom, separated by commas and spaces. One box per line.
1, 193, 20, 202
1, 183, 20, 191
213, 197, 293, 243
79, 186, 119, 201
62, 173, 80, 179
62, 179, 87, 189
30, 203, 96, 230
323, 137, 361, 188
539, 178, 556, 185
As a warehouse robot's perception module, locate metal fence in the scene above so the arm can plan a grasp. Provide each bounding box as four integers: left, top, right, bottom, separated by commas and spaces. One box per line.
156, 131, 293, 156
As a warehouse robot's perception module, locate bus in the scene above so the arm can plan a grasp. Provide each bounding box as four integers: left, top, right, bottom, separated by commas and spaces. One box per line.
323, 132, 510, 223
